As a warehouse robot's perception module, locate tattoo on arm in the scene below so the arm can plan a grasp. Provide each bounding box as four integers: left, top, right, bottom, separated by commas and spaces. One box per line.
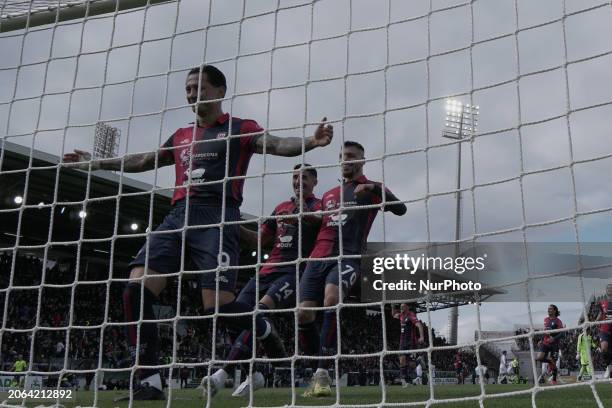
255, 134, 317, 157
98, 151, 173, 172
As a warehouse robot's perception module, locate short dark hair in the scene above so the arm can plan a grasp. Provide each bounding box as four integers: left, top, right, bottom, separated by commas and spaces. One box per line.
344, 140, 365, 155
188, 65, 227, 89
294, 163, 317, 179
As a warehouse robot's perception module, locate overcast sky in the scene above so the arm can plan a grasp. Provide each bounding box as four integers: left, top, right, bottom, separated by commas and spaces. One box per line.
1, 0, 612, 343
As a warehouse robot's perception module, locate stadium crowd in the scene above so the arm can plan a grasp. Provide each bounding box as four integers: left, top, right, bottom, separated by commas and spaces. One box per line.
1, 252, 508, 388
0, 253, 478, 381
514, 327, 606, 371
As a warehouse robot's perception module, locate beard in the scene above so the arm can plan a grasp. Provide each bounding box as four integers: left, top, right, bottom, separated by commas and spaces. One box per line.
342, 163, 360, 178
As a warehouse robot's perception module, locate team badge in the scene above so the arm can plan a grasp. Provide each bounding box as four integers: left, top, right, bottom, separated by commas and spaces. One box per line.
325, 199, 336, 210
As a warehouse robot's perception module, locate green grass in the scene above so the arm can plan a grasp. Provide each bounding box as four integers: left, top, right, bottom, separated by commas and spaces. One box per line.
1, 384, 612, 407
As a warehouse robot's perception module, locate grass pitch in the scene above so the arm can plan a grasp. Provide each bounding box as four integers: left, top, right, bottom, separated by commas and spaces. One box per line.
1, 383, 611, 407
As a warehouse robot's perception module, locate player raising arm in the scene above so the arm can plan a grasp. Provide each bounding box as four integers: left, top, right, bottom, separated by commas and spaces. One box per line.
63, 65, 333, 401
297, 140, 407, 398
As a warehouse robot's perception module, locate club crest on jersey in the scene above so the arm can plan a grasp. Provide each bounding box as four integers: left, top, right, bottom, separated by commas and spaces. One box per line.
179, 148, 190, 165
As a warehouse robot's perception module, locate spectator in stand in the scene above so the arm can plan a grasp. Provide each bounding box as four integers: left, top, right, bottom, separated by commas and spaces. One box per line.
55, 340, 65, 357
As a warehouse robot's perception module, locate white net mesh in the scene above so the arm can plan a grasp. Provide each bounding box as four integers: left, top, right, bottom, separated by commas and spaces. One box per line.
1, 0, 612, 407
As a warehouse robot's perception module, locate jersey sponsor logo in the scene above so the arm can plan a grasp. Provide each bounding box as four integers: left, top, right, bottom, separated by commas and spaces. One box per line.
194, 152, 218, 160
183, 167, 206, 184
180, 138, 191, 144
327, 213, 348, 226
216, 132, 227, 139
277, 235, 293, 248
179, 148, 218, 165
279, 235, 293, 243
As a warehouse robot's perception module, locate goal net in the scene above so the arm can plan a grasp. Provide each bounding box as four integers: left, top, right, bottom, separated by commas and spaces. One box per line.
1, 0, 612, 407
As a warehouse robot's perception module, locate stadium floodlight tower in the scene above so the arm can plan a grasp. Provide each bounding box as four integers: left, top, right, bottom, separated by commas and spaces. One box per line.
442, 99, 479, 345
93, 122, 120, 160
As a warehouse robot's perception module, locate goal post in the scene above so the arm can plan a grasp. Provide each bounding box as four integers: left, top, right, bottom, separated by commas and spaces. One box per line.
1, 0, 173, 33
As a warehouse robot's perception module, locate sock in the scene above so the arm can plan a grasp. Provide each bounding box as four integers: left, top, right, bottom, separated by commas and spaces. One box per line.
552, 367, 558, 381
222, 329, 253, 376
408, 367, 416, 382
604, 351, 612, 367
317, 311, 337, 370
229, 330, 253, 360
400, 365, 408, 381
255, 303, 272, 339
226, 327, 239, 345
298, 321, 320, 369
123, 283, 159, 380
260, 325, 287, 361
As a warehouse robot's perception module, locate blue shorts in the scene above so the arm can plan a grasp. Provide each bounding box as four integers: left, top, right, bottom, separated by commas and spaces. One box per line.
298, 259, 360, 303
236, 273, 296, 309
129, 201, 240, 292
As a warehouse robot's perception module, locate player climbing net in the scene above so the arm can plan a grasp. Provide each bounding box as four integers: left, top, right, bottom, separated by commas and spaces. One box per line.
1, 0, 612, 407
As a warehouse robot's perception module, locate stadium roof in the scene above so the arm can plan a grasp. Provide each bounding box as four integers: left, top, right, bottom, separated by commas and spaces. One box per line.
0, 141, 174, 267
0, 141, 264, 278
